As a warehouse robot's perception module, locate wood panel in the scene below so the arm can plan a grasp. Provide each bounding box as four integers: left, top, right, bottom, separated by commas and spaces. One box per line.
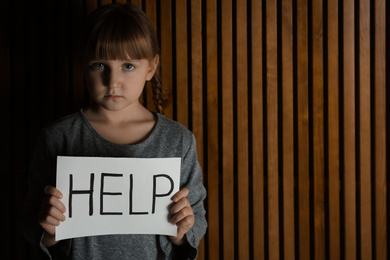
297, 0, 310, 259
374, 1, 387, 259
312, 1, 325, 259
251, 0, 265, 259
190, 0, 205, 257
358, 1, 372, 259
145, 0, 157, 112
205, 0, 220, 259
3, 0, 388, 259
175, 0, 188, 127
266, 0, 280, 259
343, 0, 357, 259
327, 1, 341, 259
160, 0, 173, 118
281, 1, 294, 259
236, 0, 250, 258
221, 0, 235, 259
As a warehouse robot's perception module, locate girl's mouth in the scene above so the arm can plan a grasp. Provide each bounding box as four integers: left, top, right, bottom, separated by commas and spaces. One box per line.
105, 95, 121, 100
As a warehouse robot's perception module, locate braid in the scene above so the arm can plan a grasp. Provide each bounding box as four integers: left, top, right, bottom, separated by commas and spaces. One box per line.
151, 64, 164, 114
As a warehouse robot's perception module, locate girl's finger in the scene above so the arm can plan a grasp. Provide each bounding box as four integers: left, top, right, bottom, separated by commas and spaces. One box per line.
172, 187, 189, 202
40, 215, 61, 227
40, 204, 66, 222
170, 206, 193, 224
47, 206, 66, 222
42, 195, 66, 213
170, 198, 190, 214
175, 215, 195, 234
44, 185, 63, 199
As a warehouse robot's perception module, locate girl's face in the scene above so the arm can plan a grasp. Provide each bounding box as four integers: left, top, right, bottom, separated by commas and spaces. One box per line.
84, 57, 158, 112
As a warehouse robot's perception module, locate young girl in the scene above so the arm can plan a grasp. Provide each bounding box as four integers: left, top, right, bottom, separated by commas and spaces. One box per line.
21, 3, 207, 259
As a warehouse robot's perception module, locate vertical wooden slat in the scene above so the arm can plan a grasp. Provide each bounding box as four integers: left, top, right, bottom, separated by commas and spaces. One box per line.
191, 0, 204, 162
145, 0, 157, 112
374, 0, 387, 259
281, 0, 295, 259
175, 0, 188, 127
160, 0, 173, 118
221, 0, 234, 259
343, 0, 357, 259
312, 1, 325, 259
252, 0, 265, 259
327, 0, 341, 259
146, 0, 156, 24
358, 0, 372, 259
266, 0, 280, 259
206, 0, 220, 259
190, 0, 205, 258
297, 0, 310, 259
237, 0, 249, 259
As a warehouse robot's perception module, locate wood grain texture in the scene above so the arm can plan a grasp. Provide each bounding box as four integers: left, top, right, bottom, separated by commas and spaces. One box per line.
175, 0, 188, 127
236, 0, 250, 259
205, 0, 220, 259
190, 0, 204, 258
297, 0, 310, 259
374, 0, 387, 259
251, 0, 265, 259
343, 1, 357, 259
312, 1, 325, 259
145, 0, 157, 112
358, 1, 372, 259
266, 1, 280, 259
327, 1, 341, 259
221, 0, 235, 259
281, 1, 295, 258
160, 0, 174, 118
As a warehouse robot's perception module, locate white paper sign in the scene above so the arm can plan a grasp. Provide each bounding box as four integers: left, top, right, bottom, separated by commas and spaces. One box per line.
55, 156, 181, 241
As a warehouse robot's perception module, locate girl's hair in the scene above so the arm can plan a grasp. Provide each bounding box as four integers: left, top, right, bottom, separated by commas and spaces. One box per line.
81, 3, 163, 114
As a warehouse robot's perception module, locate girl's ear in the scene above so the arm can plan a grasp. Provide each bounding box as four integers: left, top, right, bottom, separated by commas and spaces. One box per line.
146, 55, 159, 81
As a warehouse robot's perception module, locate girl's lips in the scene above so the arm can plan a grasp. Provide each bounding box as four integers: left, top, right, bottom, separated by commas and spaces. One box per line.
105, 95, 122, 99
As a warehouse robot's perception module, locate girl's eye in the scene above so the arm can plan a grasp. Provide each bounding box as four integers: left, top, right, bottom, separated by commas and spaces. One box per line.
123, 64, 135, 71
90, 62, 105, 70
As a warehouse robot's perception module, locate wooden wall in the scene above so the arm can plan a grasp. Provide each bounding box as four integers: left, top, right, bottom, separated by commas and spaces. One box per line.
1, 0, 389, 259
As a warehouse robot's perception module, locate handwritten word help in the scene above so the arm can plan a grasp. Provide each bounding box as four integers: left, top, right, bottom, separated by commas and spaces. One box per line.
55, 156, 181, 241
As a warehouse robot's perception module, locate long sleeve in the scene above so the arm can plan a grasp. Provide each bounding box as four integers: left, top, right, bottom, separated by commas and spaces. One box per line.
159, 134, 207, 259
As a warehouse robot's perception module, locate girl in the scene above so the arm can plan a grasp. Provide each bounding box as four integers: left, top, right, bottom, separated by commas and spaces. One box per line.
21, 3, 207, 259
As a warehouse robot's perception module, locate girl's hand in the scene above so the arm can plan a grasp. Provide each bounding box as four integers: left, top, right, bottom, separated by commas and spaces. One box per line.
38, 185, 66, 247
169, 188, 194, 246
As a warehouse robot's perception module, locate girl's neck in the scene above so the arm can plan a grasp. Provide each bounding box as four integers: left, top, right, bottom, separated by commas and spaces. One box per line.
84, 102, 154, 125
83, 102, 157, 145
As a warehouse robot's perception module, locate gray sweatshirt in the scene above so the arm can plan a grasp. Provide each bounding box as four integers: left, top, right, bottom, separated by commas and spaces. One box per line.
21, 110, 207, 259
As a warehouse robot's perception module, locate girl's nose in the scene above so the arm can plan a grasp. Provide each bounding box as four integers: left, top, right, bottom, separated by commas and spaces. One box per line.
103, 68, 122, 88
